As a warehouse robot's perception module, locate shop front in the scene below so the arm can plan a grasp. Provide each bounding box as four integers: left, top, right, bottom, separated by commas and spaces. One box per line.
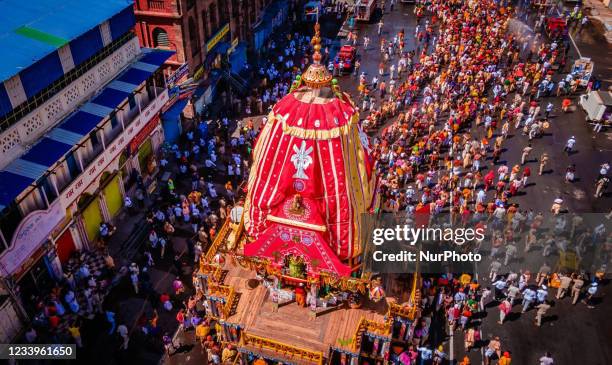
79, 195, 103, 244
0, 294, 25, 343
161, 98, 188, 144
55, 226, 77, 265
13, 244, 56, 317
137, 138, 154, 175
130, 115, 161, 177
0, 201, 64, 278
101, 173, 123, 218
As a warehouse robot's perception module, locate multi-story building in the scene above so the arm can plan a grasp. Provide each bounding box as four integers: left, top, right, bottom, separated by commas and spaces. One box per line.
0, 0, 172, 341
133, 0, 291, 77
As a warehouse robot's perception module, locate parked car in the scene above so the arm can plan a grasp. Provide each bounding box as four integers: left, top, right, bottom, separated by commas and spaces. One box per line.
333, 45, 357, 72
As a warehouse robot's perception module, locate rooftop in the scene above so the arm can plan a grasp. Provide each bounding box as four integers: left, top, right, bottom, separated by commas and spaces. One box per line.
0, 0, 133, 82
0, 48, 173, 210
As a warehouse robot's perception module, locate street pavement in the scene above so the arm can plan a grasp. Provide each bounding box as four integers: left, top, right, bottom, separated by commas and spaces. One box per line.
334, 2, 612, 364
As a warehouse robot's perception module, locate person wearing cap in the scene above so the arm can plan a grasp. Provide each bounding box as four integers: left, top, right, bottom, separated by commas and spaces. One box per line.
563, 136, 576, 154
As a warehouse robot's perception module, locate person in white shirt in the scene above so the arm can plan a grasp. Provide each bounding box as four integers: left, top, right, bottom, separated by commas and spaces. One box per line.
539, 352, 554, 365
564, 136, 576, 154
117, 324, 129, 350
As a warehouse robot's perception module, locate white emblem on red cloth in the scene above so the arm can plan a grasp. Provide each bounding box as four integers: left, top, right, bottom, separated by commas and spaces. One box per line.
358, 126, 371, 153
291, 141, 313, 179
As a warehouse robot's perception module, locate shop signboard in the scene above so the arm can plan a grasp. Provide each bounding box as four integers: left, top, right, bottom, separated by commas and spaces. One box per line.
0, 201, 63, 276
59, 89, 169, 211
129, 116, 160, 154
167, 63, 189, 88
206, 23, 230, 53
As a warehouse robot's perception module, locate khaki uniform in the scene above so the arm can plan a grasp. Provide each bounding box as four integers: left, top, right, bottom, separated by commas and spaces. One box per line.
556, 275, 573, 299
539, 155, 549, 175
535, 303, 551, 326
571, 278, 585, 304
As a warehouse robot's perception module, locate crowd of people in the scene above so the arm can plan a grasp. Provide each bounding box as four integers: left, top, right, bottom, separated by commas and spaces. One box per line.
20, 249, 116, 350
158, 0, 609, 362
20, 0, 609, 363
342, 0, 609, 364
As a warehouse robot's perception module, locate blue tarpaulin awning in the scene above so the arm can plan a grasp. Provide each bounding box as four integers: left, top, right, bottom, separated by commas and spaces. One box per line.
20, 138, 72, 167
254, 0, 289, 50
140, 49, 174, 66
161, 98, 189, 123
91, 88, 130, 108
60, 111, 102, 135
0, 171, 34, 207
161, 98, 188, 144
118, 68, 152, 86
230, 42, 248, 74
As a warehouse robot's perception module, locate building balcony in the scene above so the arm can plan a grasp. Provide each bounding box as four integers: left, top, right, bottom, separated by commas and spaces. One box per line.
0, 49, 172, 262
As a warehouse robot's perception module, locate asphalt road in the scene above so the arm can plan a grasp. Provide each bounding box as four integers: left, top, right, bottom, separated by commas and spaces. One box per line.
332, 2, 612, 364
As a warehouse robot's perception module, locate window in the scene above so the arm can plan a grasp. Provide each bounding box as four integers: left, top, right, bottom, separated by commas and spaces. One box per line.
219, 0, 229, 24
65, 151, 81, 178
110, 112, 119, 129
232, 0, 239, 17
90, 131, 100, 148
248, 1, 255, 26
188, 17, 200, 56
37, 175, 57, 206
152, 27, 169, 48
147, 0, 165, 10
209, 4, 218, 33
201, 10, 210, 39
0, 203, 23, 251
128, 94, 137, 111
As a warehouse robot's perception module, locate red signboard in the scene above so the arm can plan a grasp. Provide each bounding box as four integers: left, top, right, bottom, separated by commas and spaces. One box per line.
129, 115, 160, 154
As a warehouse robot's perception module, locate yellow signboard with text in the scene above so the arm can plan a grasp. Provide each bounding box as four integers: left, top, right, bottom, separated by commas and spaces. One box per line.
206, 23, 230, 53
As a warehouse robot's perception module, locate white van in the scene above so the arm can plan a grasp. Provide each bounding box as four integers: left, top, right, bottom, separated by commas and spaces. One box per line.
579, 90, 612, 127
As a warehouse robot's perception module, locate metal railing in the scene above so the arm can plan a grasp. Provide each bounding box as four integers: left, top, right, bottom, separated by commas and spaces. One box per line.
352, 316, 392, 351
242, 332, 324, 365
